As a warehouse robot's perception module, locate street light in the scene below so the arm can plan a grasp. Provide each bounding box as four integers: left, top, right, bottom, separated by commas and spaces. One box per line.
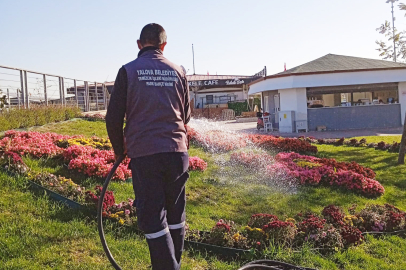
386, 0, 399, 62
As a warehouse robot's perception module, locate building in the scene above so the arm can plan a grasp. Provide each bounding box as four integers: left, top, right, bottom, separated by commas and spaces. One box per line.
187, 74, 259, 109
248, 54, 406, 132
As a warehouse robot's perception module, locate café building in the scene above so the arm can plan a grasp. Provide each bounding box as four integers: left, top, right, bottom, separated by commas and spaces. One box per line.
248, 54, 406, 132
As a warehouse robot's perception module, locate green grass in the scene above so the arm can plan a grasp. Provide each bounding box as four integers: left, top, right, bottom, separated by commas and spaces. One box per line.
1, 120, 406, 269
351, 135, 401, 144
31, 118, 109, 138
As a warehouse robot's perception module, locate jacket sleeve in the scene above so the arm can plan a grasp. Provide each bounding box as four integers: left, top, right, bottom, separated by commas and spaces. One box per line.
183, 76, 191, 125
106, 67, 127, 156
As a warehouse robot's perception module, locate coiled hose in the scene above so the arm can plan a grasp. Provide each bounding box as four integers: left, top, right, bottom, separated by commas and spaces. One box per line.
97, 157, 316, 270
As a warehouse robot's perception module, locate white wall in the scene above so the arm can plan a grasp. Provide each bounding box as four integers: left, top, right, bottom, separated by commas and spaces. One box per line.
398, 82, 406, 124
278, 88, 307, 121
249, 69, 406, 95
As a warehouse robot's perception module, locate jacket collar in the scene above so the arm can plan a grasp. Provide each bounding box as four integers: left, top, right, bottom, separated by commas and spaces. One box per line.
138, 46, 162, 57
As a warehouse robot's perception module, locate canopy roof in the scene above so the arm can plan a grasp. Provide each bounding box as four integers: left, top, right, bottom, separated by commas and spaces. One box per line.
277, 54, 406, 76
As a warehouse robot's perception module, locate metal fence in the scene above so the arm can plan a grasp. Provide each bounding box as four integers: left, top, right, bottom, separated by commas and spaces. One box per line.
0, 65, 110, 112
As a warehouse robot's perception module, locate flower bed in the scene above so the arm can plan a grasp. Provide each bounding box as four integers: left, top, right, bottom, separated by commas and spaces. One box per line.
1, 148, 404, 256
82, 113, 106, 121
247, 134, 318, 154
3, 153, 137, 226
188, 127, 318, 154
302, 136, 401, 153
229, 151, 383, 196
0, 130, 71, 158
0, 131, 208, 181
268, 152, 384, 197
186, 204, 406, 252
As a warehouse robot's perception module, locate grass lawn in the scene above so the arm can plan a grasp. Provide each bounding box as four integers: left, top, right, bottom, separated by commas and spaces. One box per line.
1, 119, 406, 269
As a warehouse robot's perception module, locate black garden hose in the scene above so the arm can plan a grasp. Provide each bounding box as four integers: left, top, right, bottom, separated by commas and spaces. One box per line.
97, 156, 316, 270
98, 155, 125, 270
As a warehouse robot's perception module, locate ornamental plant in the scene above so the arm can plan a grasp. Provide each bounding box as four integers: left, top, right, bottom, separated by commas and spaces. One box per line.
248, 213, 279, 228
297, 214, 326, 235
322, 205, 345, 227
358, 204, 406, 232
58, 137, 112, 150
262, 220, 297, 246
29, 172, 86, 203
247, 134, 318, 154
188, 156, 208, 171
229, 152, 273, 169
312, 225, 344, 250
105, 198, 137, 226
205, 219, 239, 247
0, 151, 29, 175
0, 130, 71, 158
82, 113, 106, 121
243, 226, 267, 248
340, 225, 364, 247
268, 152, 384, 197
85, 186, 115, 211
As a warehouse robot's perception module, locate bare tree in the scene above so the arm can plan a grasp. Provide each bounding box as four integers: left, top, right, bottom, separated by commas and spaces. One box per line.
376, 3, 406, 62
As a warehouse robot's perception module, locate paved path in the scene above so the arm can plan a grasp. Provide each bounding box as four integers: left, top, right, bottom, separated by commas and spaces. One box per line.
218, 120, 403, 139
83, 111, 402, 139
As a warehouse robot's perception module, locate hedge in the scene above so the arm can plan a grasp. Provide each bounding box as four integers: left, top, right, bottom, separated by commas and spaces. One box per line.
0, 105, 82, 132
227, 101, 249, 116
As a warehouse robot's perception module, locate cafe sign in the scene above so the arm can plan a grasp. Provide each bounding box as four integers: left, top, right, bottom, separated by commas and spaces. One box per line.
188, 77, 254, 87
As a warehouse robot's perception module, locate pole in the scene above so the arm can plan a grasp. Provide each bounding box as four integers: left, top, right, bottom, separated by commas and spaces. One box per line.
24, 71, 29, 109
43, 74, 48, 106
192, 44, 196, 75
398, 112, 406, 164
102, 84, 106, 110
74, 79, 78, 107
6, 88, 10, 109
17, 89, 20, 109
58, 77, 62, 105
84, 81, 89, 112
19, 70, 24, 108
62, 77, 66, 106
95, 82, 99, 111
391, 1, 397, 62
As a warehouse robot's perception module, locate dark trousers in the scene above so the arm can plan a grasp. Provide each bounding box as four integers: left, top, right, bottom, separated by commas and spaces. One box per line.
130, 152, 189, 270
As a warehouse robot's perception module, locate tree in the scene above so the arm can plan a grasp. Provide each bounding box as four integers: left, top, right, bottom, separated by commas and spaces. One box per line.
376, 3, 406, 62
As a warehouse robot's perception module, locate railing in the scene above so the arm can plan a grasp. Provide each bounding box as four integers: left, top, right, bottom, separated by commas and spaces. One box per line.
0, 65, 110, 112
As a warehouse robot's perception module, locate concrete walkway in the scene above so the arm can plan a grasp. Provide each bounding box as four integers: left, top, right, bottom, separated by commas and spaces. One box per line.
84, 111, 402, 139
219, 120, 403, 139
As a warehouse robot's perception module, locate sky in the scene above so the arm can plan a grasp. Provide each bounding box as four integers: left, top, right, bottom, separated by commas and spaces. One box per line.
1, 0, 406, 83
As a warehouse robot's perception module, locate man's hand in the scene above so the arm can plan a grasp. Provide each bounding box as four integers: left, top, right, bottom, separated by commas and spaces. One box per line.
114, 138, 127, 161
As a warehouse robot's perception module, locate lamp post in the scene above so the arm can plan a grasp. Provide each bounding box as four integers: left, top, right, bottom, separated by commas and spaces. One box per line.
387, 0, 399, 62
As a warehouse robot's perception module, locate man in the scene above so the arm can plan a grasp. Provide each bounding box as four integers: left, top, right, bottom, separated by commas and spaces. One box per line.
106, 23, 190, 270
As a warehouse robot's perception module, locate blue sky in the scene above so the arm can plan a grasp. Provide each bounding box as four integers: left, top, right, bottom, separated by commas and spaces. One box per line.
1, 0, 405, 82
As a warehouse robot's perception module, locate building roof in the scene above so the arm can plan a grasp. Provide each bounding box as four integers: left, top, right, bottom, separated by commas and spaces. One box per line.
248, 54, 406, 95
186, 74, 251, 81
276, 54, 406, 76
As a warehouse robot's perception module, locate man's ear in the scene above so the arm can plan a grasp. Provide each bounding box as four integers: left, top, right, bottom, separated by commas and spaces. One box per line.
159, 42, 167, 52
137, 40, 143, 50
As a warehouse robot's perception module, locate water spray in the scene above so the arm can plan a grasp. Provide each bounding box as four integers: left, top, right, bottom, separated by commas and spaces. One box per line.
97, 146, 315, 270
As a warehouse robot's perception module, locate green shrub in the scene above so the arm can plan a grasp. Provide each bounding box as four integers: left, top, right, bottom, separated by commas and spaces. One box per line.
228, 101, 249, 116
0, 105, 82, 132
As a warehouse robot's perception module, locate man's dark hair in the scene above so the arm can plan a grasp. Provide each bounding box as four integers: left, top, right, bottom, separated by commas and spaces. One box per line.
139, 23, 167, 47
